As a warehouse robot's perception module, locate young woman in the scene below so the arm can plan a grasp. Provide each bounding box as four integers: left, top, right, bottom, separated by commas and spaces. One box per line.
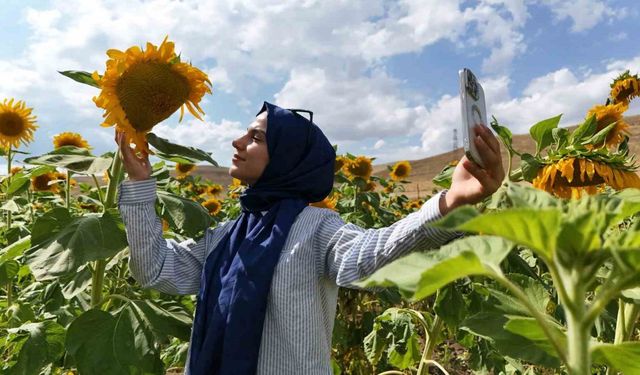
116, 102, 504, 375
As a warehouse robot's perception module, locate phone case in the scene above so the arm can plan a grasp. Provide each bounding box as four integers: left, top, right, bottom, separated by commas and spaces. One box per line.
459, 68, 487, 168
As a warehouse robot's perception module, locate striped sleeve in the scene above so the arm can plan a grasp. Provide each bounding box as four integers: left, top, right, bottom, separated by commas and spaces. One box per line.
316, 190, 459, 287
118, 178, 212, 295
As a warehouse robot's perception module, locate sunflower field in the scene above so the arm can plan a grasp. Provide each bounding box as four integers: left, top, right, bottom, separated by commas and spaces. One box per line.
2, 37, 640, 375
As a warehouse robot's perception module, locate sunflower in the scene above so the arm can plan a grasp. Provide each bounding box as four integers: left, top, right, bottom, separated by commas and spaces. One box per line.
0, 98, 37, 149
610, 71, 640, 105
346, 156, 373, 179
585, 103, 630, 148
532, 157, 640, 199
384, 183, 395, 194
53, 132, 91, 149
405, 199, 423, 210
10, 166, 23, 175
390, 161, 411, 181
310, 194, 338, 210
334, 156, 348, 174
363, 180, 376, 192
207, 184, 224, 196
31, 172, 60, 192
92, 37, 212, 154
175, 163, 196, 178
202, 198, 222, 215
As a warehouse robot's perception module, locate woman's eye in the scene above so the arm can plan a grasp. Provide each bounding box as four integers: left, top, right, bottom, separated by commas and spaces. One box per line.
252, 136, 261, 142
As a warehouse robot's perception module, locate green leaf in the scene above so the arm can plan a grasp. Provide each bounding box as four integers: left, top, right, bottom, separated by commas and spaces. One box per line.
65, 310, 133, 375
60, 265, 92, 299
432, 163, 456, 189
30, 207, 73, 247
132, 299, 192, 342
435, 284, 467, 329
490, 117, 516, 155
592, 342, 640, 373
568, 115, 597, 145
157, 190, 213, 237
529, 114, 561, 156
58, 70, 100, 88
503, 317, 566, 358
519, 153, 542, 182
552, 127, 569, 149
147, 132, 218, 166
363, 308, 422, 369
0, 199, 20, 213
357, 236, 514, 301
505, 182, 559, 209
0, 235, 30, 262
0, 260, 20, 284
6, 321, 66, 375
26, 211, 128, 280
435, 207, 561, 261
6, 165, 55, 196
581, 121, 618, 146
461, 312, 560, 367
24, 147, 112, 175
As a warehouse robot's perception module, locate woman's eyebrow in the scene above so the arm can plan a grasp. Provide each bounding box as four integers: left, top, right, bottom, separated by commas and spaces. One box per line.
247, 127, 266, 135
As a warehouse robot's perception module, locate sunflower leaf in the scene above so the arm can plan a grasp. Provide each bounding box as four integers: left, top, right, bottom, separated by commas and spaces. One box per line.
519, 153, 542, 182
530, 114, 562, 156
24, 148, 112, 175
581, 121, 618, 146
569, 115, 597, 145
490, 117, 518, 156
58, 70, 100, 88
432, 163, 456, 189
146, 133, 218, 166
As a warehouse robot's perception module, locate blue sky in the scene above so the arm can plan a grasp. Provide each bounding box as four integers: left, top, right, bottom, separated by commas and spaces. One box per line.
1, 0, 639, 172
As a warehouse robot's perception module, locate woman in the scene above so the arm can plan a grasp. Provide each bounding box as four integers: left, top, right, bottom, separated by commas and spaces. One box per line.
116, 102, 504, 375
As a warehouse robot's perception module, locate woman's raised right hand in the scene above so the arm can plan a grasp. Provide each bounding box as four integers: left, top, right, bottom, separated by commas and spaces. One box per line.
116, 131, 152, 181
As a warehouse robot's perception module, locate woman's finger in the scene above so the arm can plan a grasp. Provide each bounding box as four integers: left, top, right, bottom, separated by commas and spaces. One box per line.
474, 134, 499, 167
463, 157, 491, 188
478, 124, 501, 154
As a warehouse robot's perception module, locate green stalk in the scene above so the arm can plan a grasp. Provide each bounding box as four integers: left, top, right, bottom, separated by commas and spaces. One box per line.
614, 300, 640, 344
91, 151, 123, 308
91, 174, 105, 206
5, 147, 13, 306
563, 266, 590, 375
418, 314, 444, 375
65, 170, 72, 209
6, 146, 13, 231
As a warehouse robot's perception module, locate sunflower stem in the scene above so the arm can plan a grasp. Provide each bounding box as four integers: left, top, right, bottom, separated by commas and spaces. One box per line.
91, 174, 105, 207
6, 146, 13, 231
65, 170, 72, 210
91, 150, 124, 308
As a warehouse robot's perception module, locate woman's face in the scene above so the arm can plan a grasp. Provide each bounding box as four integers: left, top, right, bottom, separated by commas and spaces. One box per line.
229, 111, 269, 186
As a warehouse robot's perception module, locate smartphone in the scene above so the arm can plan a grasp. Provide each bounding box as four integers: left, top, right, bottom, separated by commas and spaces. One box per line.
459, 68, 487, 168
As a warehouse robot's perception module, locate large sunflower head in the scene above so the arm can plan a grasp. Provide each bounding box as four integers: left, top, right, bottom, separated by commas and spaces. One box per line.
0, 98, 38, 150
31, 172, 60, 192
346, 156, 373, 179
53, 132, 91, 149
390, 161, 411, 181
610, 71, 640, 106
202, 197, 222, 215
92, 37, 212, 153
334, 155, 348, 174
532, 157, 640, 199
175, 162, 196, 178
585, 103, 630, 148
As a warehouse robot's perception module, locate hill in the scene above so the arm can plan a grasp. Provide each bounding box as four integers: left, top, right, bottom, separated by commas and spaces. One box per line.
110, 114, 640, 199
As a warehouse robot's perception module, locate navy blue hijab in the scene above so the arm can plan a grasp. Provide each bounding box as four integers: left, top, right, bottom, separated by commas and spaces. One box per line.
188, 102, 335, 374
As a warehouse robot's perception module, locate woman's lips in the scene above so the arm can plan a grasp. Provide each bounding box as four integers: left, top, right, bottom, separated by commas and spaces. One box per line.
232, 154, 245, 162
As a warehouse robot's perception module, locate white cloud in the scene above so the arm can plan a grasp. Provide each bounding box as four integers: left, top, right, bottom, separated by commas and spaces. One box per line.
152, 117, 245, 166
540, 0, 626, 32
373, 139, 386, 149
274, 68, 428, 142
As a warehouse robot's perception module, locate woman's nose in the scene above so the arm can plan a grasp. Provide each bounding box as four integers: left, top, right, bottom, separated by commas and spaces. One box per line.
232, 136, 244, 150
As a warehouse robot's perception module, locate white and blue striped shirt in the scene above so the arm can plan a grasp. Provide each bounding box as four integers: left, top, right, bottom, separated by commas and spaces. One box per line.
118, 179, 457, 375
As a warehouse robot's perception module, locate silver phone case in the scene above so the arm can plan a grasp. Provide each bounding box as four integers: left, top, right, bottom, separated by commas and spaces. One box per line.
459, 68, 487, 168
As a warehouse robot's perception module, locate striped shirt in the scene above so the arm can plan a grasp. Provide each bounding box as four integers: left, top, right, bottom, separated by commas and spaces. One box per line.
118, 179, 457, 375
